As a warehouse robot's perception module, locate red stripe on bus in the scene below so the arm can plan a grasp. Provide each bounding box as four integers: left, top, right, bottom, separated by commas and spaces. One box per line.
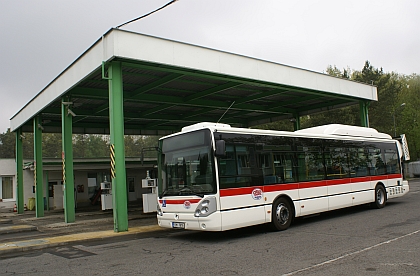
387, 174, 402, 179
219, 187, 262, 197
264, 183, 299, 192
370, 174, 402, 181
158, 199, 201, 204
351, 176, 370, 183
219, 174, 402, 197
298, 180, 326, 189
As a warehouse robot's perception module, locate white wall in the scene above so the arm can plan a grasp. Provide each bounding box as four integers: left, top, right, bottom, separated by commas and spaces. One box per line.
0, 159, 17, 208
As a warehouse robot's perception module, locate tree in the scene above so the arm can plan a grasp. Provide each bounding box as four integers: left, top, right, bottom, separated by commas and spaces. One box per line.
73, 134, 109, 158
325, 65, 351, 79
352, 61, 403, 134
42, 133, 62, 158
398, 74, 420, 160
0, 129, 15, 158
125, 135, 141, 157
254, 120, 294, 131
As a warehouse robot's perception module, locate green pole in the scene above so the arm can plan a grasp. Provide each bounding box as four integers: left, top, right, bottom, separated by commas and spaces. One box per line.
33, 116, 44, 217
359, 101, 369, 127
293, 114, 301, 131
15, 128, 24, 214
45, 171, 49, 211
62, 97, 75, 223
108, 61, 128, 232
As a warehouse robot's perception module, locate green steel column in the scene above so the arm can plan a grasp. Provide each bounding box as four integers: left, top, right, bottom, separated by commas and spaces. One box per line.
15, 128, 24, 214
108, 61, 128, 232
293, 114, 301, 131
45, 171, 49, 211
359, 101, 370, 127
62, 98, 75, 223
33, 117, 44, 217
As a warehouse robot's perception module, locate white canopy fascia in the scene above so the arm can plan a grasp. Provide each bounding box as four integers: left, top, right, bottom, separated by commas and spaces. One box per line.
10, 28, 377, 131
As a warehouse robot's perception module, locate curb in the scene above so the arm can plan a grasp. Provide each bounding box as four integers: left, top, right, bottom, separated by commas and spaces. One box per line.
0, 224, 165, 257
0, 225, 37, 235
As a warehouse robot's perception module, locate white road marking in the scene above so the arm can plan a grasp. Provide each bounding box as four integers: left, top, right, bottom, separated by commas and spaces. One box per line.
283, 229, 420, 276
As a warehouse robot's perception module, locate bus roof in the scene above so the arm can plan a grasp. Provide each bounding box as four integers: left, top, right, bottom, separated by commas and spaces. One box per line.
176, 122, 392, 141
294, 124, 392, 139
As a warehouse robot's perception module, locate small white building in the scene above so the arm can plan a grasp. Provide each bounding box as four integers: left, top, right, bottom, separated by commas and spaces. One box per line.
0, 158, 156, 211
0, 159, 24, 209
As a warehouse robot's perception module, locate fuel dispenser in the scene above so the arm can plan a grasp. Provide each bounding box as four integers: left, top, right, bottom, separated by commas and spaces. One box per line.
101, 177, 112, 210
142, 170, 157, 213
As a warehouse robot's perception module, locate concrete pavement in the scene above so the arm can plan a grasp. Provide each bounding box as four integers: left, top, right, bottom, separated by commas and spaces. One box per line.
0, 205, 160, 256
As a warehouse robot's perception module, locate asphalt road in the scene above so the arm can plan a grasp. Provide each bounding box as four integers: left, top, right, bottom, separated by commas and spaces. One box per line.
1, 179, 420, 275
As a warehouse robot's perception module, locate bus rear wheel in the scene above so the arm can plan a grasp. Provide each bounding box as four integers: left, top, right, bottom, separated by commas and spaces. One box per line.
373, 185, 387, 209
271, 198, 293, 231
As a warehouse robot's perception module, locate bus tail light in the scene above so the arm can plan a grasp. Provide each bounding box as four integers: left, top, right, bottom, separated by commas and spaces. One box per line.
194, 197, 217, 217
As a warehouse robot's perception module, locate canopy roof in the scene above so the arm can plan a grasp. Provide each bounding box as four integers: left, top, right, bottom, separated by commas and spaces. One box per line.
10, 28, 377, 135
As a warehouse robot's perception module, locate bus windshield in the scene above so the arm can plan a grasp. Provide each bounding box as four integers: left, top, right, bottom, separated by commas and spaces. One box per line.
160, 129, 216, 198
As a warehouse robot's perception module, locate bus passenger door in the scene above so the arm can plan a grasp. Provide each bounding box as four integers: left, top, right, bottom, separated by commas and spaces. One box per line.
218, 144, 266, 230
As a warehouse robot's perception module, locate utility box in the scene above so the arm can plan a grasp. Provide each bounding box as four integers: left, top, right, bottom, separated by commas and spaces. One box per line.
142, 171, 157, 213
100, 181, 112, 210
142, 193, 157, 213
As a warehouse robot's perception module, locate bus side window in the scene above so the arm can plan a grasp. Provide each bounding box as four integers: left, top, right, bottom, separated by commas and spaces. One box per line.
368, 147, 386, 175
218, 145, 236, 188
259, 152, 276, 185
384, 147, 400, 174
325, 146, 348, 179
348, 148, 369, 177
273, 153, 295, 183
297, 146, 324, 181
219, 144, 254, 188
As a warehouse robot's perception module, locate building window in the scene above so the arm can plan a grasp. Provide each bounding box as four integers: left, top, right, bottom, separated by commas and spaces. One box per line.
128, 177, 135, 192
1, 176, 13, 199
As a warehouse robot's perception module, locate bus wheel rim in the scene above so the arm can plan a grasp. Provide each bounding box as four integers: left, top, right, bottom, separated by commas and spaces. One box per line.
377, 189, 384, 205
276, 203, 289, 225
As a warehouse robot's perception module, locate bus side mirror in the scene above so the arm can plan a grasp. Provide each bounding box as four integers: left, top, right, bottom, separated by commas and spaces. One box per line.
215, 140, 226, 157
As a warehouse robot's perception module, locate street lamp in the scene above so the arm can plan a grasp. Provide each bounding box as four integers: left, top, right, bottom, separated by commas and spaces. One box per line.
393, 103, 406, 137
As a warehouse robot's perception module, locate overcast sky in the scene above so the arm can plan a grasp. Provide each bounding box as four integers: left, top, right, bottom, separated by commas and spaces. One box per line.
1, 0, 419, 133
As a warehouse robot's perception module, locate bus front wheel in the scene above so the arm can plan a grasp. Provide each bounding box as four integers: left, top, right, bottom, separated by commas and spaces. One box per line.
373, 185, 387, 209
271, 197, 293, 231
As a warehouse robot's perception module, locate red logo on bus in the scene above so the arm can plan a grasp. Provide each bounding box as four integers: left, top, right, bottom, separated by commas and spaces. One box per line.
183, 201, 191, 209
252, 188, 263, 200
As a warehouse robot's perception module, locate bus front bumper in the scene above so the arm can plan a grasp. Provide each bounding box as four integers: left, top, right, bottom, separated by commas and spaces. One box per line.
157, 211, 222, 231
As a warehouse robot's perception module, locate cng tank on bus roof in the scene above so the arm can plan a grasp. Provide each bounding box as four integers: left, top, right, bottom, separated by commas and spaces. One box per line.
181, 122, 231, 132
294, 124, 392, 139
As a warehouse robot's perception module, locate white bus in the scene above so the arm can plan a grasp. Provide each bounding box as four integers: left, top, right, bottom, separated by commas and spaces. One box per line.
156, 122, 409, 231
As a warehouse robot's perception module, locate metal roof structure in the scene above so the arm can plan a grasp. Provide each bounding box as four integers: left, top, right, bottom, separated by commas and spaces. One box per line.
10, 28, 377, 135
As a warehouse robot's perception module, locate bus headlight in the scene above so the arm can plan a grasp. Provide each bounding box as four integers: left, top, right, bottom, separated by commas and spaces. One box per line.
194, 197, 217, 217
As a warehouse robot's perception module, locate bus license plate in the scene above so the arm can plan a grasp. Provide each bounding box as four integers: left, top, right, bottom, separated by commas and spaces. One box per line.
172, 222, 185, 229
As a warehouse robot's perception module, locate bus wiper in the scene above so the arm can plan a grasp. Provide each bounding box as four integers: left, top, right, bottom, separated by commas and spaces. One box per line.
178, 187, 204, 198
